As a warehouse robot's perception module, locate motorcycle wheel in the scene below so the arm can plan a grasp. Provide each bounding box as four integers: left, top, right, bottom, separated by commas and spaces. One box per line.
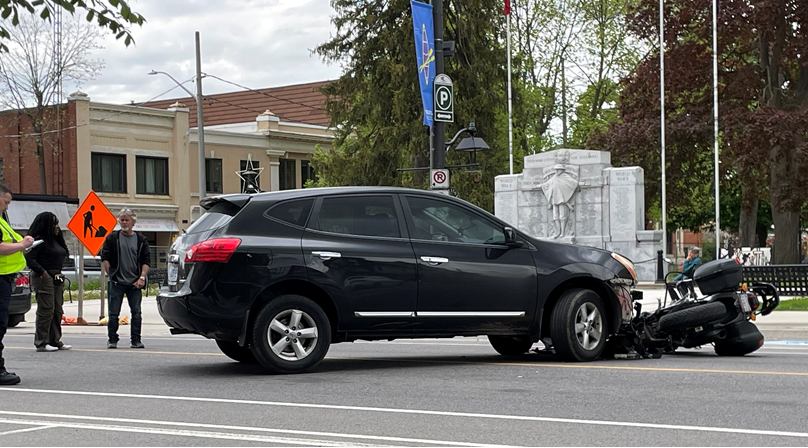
657, 301, 727, 333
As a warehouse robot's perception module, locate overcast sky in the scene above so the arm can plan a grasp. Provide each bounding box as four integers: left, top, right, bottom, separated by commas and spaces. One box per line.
82, 0, 342, 105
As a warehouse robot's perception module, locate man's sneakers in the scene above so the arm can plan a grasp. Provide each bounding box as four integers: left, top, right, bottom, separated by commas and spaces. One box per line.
107, 341, 117, 349
0, 371, 21, 386
58, 345, 72, 351
36, 344, 58, 352
130, 341, 145, 349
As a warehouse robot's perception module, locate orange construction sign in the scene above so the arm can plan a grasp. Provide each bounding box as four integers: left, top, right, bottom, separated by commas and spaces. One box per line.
67, 191, 118, 256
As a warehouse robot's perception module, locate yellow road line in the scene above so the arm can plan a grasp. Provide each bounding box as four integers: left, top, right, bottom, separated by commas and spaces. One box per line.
9, 346, 808, 377
5, 346, 223, 356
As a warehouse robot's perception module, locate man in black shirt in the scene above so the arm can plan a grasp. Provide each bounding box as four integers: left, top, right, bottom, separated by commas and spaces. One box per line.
100, 208, 150, 349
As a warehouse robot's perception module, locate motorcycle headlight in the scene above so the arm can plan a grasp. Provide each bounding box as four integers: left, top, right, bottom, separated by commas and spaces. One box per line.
611, 253, 637, 283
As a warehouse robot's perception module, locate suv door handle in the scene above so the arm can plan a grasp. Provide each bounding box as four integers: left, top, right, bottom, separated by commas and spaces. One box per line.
421, 256, 449, 265
312, 251, 342, 260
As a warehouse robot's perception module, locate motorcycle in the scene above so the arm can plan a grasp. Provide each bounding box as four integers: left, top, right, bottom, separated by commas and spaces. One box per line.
615, 259, 780, 358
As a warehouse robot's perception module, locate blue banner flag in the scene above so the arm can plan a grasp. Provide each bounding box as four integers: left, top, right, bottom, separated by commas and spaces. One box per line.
411, 1, 435, 127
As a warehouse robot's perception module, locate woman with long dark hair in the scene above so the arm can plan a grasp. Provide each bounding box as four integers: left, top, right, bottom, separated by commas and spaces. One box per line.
25, 212, 71, 352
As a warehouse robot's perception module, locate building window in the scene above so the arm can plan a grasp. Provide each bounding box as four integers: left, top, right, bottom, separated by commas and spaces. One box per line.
206, 159, 223, 194
301, 160, 315, 188
280, 158, 296, 190
136, 156, 169, 195
239, 159, 260, 192
92, 153, 127, 193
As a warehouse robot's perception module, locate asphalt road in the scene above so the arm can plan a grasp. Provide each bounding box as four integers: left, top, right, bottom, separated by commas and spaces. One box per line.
2, 325, 808, 447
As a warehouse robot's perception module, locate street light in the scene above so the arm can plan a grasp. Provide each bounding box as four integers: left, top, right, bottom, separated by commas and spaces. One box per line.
147, 33, 207, 205
445, 122, 489, 171
149, 69, 206, 203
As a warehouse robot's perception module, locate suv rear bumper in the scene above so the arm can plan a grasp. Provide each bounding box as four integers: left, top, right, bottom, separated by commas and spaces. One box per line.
9, 292, 31, 315
156, 290, 241, 340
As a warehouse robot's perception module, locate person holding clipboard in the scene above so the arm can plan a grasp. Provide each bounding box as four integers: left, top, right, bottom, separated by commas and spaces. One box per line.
0, 184, 35, 385
25, 211, 72, 353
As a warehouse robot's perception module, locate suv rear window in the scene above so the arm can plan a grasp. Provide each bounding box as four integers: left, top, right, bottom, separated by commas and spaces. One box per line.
316, 196, 400, 238
264, 199, 313, 227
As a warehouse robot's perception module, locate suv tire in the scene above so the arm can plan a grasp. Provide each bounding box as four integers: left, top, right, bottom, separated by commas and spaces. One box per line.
488, 335, 533, 356
216, 340, 258, 364
550, 289, 607, 362
251, 294, 331, 374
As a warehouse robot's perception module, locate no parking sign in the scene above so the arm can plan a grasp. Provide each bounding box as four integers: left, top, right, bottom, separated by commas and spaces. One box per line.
430, 169, 450, 190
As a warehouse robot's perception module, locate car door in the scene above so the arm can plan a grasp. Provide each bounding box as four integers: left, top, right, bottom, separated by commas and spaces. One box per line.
302, 194, 418, 333
401, 194, 537, 333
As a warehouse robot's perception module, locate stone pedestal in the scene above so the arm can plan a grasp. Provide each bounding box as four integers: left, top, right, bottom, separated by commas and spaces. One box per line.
494, 149, 664, 281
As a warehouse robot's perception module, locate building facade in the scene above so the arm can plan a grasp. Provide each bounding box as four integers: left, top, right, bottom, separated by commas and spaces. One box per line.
1, 82, 334, 261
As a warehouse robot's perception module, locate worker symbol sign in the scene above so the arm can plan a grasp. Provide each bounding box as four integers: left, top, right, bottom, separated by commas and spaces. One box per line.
430, 169, 450, 190
67, 190, 117, 256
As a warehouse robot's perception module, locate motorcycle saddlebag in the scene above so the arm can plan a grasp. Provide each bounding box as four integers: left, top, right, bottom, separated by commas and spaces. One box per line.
714, 321, 764, 356
694, 259, 742, 295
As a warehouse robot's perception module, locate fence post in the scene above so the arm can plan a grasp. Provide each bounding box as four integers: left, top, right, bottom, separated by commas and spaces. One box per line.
656, 250, 664, 284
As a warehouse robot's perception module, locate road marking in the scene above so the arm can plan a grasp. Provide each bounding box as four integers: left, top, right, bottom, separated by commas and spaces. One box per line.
0, 417, 372, 446
8, 345, 808, 374
2, 388, 808, 440
331, 356, 808, 376
0, 412, 505, 447
0, 424, 57, 436
4, 346, 224, 356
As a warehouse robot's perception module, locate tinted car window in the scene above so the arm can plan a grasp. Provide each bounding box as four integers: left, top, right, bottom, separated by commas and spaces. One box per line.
264, 199, 314, 227
406, 196, 504, 244
317, 196, 400, 238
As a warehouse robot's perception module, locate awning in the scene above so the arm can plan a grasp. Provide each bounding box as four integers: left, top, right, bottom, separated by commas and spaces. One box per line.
7, 201, 71, 230
114, 218, 179, 232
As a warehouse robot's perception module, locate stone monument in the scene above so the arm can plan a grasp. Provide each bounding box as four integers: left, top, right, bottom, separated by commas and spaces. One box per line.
494, 149, 664, 281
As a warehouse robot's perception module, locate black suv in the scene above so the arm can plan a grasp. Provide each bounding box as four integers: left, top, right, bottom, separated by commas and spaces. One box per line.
157, 187, 638, 373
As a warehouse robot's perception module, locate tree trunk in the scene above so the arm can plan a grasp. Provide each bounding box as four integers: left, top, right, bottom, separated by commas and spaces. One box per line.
769, 144, 800, 264
738, 181, 759, 247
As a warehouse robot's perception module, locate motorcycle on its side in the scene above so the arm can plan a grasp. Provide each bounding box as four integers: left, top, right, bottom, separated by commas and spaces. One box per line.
620, 259, 780, 358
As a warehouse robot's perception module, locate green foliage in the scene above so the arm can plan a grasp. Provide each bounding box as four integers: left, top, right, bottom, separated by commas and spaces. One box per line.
775, 298, 808, 311
313, 0, 509, 211
0, 0, 145, 52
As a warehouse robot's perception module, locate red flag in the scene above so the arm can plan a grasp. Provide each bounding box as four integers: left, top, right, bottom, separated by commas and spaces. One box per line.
504, 0, 511, 15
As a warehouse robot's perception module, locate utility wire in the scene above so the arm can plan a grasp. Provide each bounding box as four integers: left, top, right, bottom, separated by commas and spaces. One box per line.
202, 73, 326, 112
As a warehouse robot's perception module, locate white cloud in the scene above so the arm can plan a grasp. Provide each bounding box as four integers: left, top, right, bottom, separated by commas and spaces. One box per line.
81, 0, 341, 105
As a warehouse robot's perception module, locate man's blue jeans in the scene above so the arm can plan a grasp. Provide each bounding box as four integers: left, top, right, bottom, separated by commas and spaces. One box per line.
108, 281, 142, 343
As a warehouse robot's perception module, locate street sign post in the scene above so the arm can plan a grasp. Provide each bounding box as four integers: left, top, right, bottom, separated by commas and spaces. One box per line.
430, 168, 450, 190
434, 74, 454, 123
66, 191, 117, 321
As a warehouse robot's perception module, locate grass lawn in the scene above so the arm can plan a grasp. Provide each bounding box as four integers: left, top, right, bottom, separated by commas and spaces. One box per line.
775, 297, 808, 311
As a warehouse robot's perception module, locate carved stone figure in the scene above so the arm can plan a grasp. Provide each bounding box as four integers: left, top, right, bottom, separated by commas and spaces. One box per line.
541, 152, 579, 238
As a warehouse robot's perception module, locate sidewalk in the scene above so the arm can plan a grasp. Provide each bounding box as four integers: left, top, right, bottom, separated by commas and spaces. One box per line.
18, 287, 808, 342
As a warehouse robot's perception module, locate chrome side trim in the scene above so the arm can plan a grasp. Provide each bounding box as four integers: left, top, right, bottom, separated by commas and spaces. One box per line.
416, 311, 526, 317
354, 312, 416, 318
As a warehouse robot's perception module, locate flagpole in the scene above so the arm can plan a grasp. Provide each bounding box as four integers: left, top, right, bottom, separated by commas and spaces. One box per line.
712, 0, 720, 258
507, 10, 514, 175
660, 0, 667, 262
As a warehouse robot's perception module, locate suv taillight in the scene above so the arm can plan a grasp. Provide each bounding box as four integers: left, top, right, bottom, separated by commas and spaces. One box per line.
15, 273, 29, 288
185, 238, 241, 263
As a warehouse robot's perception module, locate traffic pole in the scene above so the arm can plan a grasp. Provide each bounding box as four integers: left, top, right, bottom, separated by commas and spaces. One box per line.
432, 0, 445, 171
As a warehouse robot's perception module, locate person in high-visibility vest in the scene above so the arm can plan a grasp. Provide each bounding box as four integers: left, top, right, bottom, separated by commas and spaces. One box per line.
0, 184, 35, 386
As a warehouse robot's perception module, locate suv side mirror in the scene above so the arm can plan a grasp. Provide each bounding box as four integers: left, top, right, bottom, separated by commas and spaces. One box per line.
504, 227, 523, 248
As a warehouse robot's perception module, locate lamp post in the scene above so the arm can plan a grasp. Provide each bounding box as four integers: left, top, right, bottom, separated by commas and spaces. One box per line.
148, 33, 207, 204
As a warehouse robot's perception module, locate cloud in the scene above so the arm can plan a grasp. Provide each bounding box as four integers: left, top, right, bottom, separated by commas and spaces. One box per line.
82, 0, 341, 105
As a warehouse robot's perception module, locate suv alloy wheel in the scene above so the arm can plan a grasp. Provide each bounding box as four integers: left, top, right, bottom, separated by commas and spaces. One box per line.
251, 294, 332, 374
